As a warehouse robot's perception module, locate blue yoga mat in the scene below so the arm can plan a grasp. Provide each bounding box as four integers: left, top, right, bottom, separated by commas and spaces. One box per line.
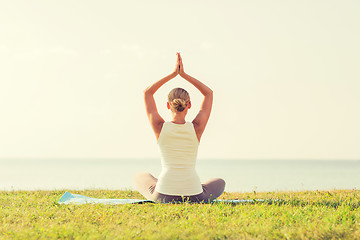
58, 191, 154, 204
58, 191, 279, 205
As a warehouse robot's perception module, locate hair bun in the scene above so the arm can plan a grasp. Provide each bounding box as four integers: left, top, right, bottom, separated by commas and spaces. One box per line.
172, 98, 186, 112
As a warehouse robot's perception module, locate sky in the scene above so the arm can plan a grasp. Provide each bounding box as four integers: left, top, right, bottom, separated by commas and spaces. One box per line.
0, 0, 359, 160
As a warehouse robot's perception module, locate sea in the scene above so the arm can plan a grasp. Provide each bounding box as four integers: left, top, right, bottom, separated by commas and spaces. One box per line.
1, 159, 359, 192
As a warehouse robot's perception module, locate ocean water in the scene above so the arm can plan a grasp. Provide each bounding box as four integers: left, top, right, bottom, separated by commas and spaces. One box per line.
0, 159, 359, 192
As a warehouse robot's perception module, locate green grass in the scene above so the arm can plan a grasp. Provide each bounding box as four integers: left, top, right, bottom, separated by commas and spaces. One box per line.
1, 189, 359, 239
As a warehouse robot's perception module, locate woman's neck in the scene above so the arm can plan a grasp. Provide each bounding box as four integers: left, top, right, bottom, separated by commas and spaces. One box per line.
171, 112, 186, 124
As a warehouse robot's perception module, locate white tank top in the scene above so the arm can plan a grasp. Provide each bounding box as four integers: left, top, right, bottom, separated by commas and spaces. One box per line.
155, 121, 203, 196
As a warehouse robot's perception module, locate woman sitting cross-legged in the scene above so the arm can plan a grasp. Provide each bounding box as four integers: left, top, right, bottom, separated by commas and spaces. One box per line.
134, 52, 225, 203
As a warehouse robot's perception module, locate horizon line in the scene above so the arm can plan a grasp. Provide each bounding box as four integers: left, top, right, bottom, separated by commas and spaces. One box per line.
0, 157, 359, 161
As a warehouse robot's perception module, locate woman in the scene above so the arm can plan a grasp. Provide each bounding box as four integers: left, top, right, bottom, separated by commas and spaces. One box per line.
134, 52, 225, 203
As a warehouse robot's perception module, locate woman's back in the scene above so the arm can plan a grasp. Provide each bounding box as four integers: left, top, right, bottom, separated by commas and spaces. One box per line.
158, 122, 199, 165
155, 122, 203, 195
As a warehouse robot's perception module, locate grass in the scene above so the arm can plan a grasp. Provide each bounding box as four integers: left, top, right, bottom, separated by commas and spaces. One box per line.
0, 189, 359, 239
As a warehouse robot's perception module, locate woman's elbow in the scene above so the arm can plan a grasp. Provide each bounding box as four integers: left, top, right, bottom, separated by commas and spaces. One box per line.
143, 87, 153, 96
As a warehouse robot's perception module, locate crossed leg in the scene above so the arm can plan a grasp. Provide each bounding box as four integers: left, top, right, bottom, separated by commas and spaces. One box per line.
133, 172, 226, 202
201, 178, 226, 201
133, 172, 158, 201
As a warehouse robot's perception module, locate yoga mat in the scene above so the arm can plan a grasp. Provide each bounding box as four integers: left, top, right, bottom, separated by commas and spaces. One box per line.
58, 191, 281, 205
58, 191, 154, 205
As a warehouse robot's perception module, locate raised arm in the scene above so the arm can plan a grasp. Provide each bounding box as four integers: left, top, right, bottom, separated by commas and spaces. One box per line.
144, 53, 180, 140
178, 53, 213, 141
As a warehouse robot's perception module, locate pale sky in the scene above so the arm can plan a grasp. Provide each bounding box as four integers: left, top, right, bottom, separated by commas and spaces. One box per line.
0, 0, 359, 160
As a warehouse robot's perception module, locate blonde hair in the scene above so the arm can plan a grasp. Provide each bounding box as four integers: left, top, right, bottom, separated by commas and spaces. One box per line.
168, 88, 190, 112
